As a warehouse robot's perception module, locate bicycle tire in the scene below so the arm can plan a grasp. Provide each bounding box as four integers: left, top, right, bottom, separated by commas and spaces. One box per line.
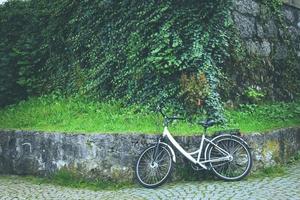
207, 135, 252, 181
135, 144, 173, 188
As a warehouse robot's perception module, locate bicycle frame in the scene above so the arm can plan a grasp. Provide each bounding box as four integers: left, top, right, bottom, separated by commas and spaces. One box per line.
163, 126, 231, 170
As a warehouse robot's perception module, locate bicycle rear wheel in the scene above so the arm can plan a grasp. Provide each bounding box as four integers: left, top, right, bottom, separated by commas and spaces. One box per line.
208, 136, 252, 181
135, 144, 173, 188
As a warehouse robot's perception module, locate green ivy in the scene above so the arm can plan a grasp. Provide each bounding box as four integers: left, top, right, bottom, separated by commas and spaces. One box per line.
1, 0, 298, 122
0, 0, 236, 122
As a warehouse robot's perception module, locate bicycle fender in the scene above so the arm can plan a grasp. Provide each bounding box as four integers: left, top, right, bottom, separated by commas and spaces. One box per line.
160, 142, 176, 163
204, 134, 250, 161
214, 134, 250, 146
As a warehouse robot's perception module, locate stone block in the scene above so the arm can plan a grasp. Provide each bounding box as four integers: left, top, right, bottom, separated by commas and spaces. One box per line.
265, 20, 278, 38
274, 43, 288, 60
233, 11, 256, 38
245, 39, 271, 57
233, 0, 260, 16
288, 26, 300, 40
283, 7, 296, 24
298, 9, 300, 24
257, 23, 264, 38
257, 20, 278, 38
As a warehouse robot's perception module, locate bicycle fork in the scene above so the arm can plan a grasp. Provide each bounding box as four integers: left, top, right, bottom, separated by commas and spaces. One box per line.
152, 136, 163, 163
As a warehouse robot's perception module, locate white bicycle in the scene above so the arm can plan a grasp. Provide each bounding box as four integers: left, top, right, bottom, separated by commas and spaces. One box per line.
135, 106, 253, 188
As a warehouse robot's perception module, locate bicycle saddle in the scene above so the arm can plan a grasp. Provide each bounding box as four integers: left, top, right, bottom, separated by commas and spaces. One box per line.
200, 119, 216, 128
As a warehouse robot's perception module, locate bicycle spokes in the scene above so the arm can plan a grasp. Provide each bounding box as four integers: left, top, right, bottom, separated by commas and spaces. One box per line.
208, 137, 252, 181
136, 145, 173, 188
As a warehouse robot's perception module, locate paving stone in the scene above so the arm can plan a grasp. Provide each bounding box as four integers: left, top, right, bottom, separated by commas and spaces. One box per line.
1, 162, 300, 200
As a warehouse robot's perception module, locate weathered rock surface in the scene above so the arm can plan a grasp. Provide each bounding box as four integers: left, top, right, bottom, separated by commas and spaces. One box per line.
0, 127, 299, 182
233, 0, 260, 16
233, 0, 300, 58
233, 11, 256, 39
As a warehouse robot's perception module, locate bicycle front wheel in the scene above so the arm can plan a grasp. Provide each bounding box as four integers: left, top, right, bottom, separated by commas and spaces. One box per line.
135, 144, 173, 188
208, 136, 252, 181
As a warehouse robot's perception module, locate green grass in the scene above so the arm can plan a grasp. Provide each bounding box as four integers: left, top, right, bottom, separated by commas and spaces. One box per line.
249, 165, 286, 179
20, 169, 133, 191
0, 95, 299, 135
3, 161, 297, 191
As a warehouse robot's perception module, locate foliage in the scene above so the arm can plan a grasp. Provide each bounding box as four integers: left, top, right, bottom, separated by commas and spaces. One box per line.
260, 0, 283, 15
288, 151, 300, 164
1, 0, 299, 121
0, 0, 236, 121
24, 168, 133, 191
179, 73, 210, 114
226, 99, 300, 132
0, 96, 299, 135
244, 86, 265, 104
250, 165, 286, 179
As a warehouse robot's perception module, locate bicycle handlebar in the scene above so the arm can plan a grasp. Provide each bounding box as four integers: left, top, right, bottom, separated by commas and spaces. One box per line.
158, 104, 217, 128
157, 104, 184, 124
157, 105, 165, 117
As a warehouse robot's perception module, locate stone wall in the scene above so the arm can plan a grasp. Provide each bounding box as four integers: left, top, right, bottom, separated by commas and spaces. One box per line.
233, 0, 300, 58
0, 128, 299, 182
283, 0, 300, 9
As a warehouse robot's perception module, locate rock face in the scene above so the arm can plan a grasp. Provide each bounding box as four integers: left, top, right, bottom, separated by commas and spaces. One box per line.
0, 128, 299, 182
243, 128, 300, 170
233, 11, 256, 39
233, 0, 300, 60
233, 0, 260, 16
0, 131, 158, 182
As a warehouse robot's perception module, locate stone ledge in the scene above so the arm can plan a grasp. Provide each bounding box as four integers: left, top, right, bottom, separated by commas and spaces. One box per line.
0, 127, 299, 182
283, 0, 300, 9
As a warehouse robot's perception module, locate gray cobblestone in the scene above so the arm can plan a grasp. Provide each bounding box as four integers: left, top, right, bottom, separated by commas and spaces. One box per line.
1, 162, 300, 200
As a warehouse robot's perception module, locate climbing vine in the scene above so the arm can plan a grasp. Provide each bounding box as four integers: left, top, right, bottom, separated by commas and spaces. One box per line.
1, 0, 298, 122
0, 0, 236, 122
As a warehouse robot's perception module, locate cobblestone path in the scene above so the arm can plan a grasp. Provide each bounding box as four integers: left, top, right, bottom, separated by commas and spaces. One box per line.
1, 163, 300, 200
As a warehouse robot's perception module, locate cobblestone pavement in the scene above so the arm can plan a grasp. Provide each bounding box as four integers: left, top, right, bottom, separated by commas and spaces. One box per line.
1, 163, 300, 200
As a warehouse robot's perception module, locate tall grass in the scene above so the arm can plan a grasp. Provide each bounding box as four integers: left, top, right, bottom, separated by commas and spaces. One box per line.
0, 95, 299, 135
